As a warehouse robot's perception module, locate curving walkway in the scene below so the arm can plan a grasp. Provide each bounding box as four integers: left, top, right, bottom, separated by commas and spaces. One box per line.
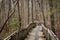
25, 25, 46, 40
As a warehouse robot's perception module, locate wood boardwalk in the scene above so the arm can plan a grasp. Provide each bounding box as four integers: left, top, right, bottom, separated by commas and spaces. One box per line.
25, 25, 46, 40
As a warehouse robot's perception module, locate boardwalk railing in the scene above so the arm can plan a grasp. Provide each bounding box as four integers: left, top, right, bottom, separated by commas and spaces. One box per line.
4, 30, 18, 40
42, 24, 59, 40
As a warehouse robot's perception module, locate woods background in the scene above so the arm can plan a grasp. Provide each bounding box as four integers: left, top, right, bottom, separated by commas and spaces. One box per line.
0, 0, 60, 39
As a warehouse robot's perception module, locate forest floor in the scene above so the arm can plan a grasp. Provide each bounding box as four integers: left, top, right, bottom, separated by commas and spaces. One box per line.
0, 18, 19, 40
0, 26, 18, 40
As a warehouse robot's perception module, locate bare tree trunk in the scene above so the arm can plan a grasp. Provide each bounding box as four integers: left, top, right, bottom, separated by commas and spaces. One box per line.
49, 0, 55, 33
